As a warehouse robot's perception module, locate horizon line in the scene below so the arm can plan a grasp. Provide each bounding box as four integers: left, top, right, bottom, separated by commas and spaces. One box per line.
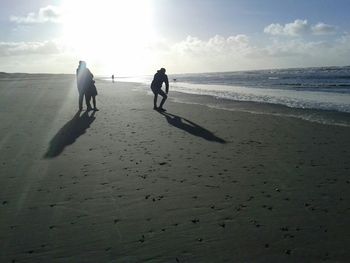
1, 64, 350, 77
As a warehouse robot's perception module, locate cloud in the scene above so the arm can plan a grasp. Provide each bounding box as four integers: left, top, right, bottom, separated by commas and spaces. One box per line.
10, 5, 62, 24
264, 19, 336, 36
0, 41, 62, 56
1, 32, 350, 74
157, 32, 350, 73
263, 23, 284, 36
284, 19, 310, 36
264, 19, 309, 36
312, 22, 337, 35
172, 34, 250, 56
0, 40, 77, 73
160, 34, 260, 72
256, 39, 329, 58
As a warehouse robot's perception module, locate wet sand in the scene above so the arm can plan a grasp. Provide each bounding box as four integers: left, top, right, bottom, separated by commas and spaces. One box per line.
0, 75, 350, 262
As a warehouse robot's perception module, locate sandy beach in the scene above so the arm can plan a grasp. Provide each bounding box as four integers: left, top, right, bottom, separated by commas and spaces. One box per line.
1, 74, 350, 262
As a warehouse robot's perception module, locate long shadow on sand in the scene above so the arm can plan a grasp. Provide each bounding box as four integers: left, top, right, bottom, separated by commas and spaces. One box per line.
158, 111, 226, 144
44, 111, 96, 158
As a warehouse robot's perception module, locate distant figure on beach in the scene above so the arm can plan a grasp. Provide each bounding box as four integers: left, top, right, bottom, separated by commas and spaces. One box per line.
76, 61, 92, 111
112, 74, 115, 83
151, 67, 169, 111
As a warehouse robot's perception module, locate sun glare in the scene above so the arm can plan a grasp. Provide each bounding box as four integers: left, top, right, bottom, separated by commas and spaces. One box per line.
61, 0, 156, 74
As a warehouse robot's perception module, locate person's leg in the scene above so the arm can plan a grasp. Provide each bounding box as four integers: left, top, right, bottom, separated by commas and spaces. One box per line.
78, 92, 83, 110
85, 93, 92, 110
158, 90, 167, 110
92, 96, 98, 110
153, 93, 158, 109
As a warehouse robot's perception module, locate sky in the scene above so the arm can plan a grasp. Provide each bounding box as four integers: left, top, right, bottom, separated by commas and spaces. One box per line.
1, 0, 350, 75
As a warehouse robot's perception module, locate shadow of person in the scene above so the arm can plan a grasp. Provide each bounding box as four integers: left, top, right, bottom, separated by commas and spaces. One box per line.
158, 111, 226, 144
44, 111, 96, 158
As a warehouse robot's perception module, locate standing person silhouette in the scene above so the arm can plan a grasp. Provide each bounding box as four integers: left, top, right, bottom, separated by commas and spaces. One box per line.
76, 61, 93, 111
87, 78, 99, 111
151, 68, 169, 111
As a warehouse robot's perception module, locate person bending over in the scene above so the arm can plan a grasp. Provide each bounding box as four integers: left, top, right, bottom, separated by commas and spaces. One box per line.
150, 68, 169, 111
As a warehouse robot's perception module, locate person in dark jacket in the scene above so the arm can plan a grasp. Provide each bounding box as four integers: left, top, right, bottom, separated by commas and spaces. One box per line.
150, 67, 169, 111
76, 61, 93, 111
86, 78, 99, 111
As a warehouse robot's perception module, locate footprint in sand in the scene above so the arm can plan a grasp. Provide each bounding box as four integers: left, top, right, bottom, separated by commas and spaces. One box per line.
285, 249, 291, 255
139, 235, 145, 243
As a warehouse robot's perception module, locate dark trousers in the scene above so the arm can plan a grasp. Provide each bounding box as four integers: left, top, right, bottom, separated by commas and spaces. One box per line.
152, 88, 167, 108
85, 93, 92, 109
79, 91, 92, 110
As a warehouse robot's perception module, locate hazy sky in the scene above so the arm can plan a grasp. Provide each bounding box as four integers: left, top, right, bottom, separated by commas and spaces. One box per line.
1, 0, 350, 75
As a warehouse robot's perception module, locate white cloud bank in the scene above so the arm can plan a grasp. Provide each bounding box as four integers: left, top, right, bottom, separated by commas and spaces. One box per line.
264, 19, 336, 36
0, 40, 77, 73
0, 16, 348, 74
0, 41, 63, 56
157, 32, 350, 73
160, 35, 254, 72
10, 5, 62, 24
1, 33, 350, 74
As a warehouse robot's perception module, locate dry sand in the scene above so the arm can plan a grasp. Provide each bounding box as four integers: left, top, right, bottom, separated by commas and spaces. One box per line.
0, 75, 350, 262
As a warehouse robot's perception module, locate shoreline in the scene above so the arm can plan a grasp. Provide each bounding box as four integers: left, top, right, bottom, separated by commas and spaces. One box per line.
97, 65, 350, 116
127, 81, 350, 127
171, 91, 350, 127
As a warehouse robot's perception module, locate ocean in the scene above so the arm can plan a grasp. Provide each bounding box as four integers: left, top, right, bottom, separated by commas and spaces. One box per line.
100, 66, 350, 126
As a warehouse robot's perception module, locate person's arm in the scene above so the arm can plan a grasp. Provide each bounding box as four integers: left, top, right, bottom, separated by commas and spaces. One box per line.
164, 75, 169, 94
76, 69, 81, 88
87, 69, 95, 83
